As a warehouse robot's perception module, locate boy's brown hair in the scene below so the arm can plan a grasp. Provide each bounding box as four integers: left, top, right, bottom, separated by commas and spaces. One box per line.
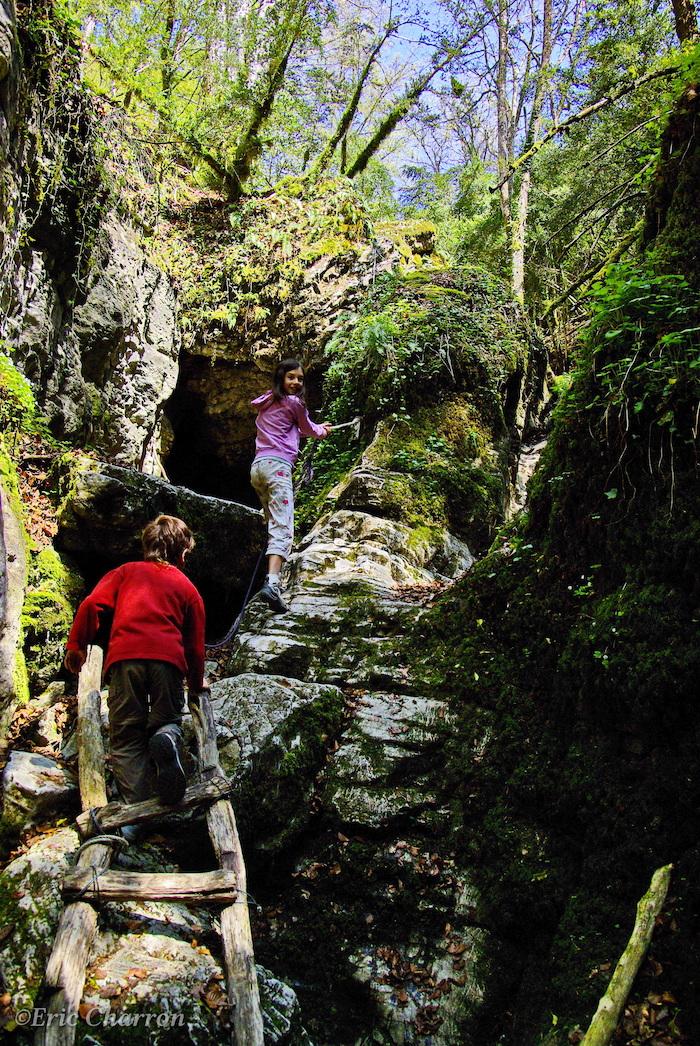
142, 515, 195, 565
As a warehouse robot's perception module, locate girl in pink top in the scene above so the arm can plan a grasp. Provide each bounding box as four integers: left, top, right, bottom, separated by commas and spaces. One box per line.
250, 359, 331, 612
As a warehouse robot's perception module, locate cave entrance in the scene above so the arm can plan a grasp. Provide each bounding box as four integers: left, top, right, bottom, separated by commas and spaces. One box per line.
163, 357, 259, 506
163, 352, 325, 507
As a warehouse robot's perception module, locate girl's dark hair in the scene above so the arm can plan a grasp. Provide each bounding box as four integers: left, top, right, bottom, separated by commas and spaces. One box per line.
142, 515, 195, 564
272, 358, 305, 401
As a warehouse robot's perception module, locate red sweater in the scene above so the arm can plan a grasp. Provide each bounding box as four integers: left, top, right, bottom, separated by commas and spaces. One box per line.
67, 561, 206, 691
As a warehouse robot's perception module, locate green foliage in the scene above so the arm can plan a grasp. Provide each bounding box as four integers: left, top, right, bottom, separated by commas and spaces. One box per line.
152, 177, 374, 339
0, 353, 36, 435
584, 263, 700, 441
394, 147, 700, 1038
322, 266, 525, 426
22, 549, 83, 695
296, 265, 529, 547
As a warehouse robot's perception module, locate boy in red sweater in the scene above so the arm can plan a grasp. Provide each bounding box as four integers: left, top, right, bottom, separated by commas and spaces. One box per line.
65, 515, 206, 811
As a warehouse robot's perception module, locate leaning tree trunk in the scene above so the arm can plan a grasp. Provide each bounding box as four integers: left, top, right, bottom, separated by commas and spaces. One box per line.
306, 23, 396, 182
511, 0, 553, 303
670, 0, 698, 41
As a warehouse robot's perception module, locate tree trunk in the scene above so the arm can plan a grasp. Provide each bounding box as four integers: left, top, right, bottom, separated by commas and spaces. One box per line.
582, 865, 672, 1046
307, 23, 396, 182
511, 0, 553, 303
493, 66, 679, 194
228, 0, 307, 201
160, 0, 176, 103
670, 0, 698, 41
346, 42, 472, 179
495, 0, 512, 237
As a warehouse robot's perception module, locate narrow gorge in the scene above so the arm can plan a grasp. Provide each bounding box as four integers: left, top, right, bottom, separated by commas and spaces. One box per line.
1, 2, 699, 1044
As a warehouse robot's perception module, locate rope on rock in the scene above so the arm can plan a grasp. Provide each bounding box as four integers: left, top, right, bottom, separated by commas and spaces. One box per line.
205, 544, 266, 650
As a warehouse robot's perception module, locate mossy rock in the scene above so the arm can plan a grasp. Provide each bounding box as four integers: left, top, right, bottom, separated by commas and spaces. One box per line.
22, 547, 83, 694
208, 674, 347, 854
0, 438, 30, 741
297, 265, 535, 549
0, 827, 79, 1021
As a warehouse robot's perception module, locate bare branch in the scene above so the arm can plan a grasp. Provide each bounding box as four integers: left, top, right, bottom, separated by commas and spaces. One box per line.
491, 65, 680, 192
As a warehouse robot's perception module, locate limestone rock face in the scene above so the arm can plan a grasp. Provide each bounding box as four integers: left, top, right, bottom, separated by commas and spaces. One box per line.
55, 454, 266, 633
0, 12, 180, 475
0, 0, 15, 86
1, 750, 78, 830
164, 233, 412, 496
231, 507, 472, 683
324, 690, 447, 830
81, 912, 314, 1044
207, 673, 344, 778
7, 215, 180, 473
349, 911, 490, 1046
214, 452, 494, 1040
0, 827, 79, 1012
0, 0, 17, 159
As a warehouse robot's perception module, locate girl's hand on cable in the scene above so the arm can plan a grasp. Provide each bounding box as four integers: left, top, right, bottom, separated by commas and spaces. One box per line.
320, 423, 333, 437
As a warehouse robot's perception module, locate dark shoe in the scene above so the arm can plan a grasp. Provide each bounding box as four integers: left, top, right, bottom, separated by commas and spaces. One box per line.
258, 581, 289, 614
149, 729, 187, 803
120, 823, 143, 843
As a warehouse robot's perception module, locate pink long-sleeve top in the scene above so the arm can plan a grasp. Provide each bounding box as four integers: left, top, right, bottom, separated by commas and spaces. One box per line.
251, 391, 326, 465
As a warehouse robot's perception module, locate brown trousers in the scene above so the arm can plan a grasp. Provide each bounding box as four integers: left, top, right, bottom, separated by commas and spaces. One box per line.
107, 659, 184, 804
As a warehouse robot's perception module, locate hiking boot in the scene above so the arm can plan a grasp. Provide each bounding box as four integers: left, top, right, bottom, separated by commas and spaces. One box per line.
120, 823, 143, 844
149, 727, 187, 803
258, 580, 289, 614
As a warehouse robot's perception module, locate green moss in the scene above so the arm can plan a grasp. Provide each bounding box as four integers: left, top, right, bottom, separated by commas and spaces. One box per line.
22, 547, 83, 694
150, 176, 374, 340
375, 219, 443, 267
359, 403, 508, 547
297, 266, 529, 551
392, 246, 700, 1042
0, 860, 68, 1013
236, 687, 347, 853
0, 438, 31, 713
0, 352, 36, 434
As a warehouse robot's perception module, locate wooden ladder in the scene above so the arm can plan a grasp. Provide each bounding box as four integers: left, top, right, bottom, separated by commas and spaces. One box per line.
36, 647, 264, 1046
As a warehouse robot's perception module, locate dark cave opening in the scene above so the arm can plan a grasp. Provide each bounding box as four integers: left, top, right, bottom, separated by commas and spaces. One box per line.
162, 353, 326, 505
163, 362, 260, 506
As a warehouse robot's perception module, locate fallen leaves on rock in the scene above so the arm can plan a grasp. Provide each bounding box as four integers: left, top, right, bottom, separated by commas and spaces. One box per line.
98, 984, 122, 999
620, 990, 685, 1045
15, 434, 60, 550
415, 1004, 442, 1035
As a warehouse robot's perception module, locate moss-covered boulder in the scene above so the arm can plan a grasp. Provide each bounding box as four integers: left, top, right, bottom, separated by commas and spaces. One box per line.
387, 82, 700, 1046
1, 749, 78, 831
21, 547, 83, 694
296, 265, 542, 552
0, 440, 29, 747
207, 673, 346, 854
160, 180, 441, 496
0, 826, 78, 1021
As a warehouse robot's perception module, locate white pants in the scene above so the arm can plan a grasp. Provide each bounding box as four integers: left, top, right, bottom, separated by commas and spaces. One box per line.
250, 458, 294, 560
